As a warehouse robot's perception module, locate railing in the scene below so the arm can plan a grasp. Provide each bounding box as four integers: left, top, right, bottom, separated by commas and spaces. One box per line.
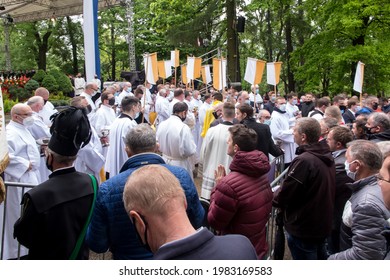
1, 154, 288, 260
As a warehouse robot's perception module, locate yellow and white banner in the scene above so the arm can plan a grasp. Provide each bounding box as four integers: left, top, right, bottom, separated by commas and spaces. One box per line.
0, 86, 9, 174
212, 58, 227, 91
244, 58, 266, 85
143, 53, 159, 85
181, 65, 188, 85
171, 49, 180, 68
353, 61, 365, 93
266, 62, 283, 86
158, 60, 172, 79
186, 57, 202, 82
201, 65, 212, 84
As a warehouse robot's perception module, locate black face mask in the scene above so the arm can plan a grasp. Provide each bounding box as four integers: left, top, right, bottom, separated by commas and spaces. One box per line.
339, 105, 346, 113
43, 99, 48, 105
212, 111, 221, 119
45, 154, 53, 172
305, 101, 312, 104
365, 126, 375, 135
132, 216, 152, 253
85, 105, 92, 114
372, 103, 379, 110
108, 98, 115, 106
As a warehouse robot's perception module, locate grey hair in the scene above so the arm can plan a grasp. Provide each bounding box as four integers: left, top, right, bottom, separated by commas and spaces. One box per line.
124, 124, 156, 154
376, 141, 390, 159
27, 96, 44, 106
369, 112, 390, 130
347, 140, 383, 171
295, 117, 321, 144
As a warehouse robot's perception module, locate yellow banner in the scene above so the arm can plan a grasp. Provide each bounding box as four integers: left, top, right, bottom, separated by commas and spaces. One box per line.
181, 65, 187, 85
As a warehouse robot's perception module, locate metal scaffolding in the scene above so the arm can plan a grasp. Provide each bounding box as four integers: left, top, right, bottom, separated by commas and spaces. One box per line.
123, 0, 136, 71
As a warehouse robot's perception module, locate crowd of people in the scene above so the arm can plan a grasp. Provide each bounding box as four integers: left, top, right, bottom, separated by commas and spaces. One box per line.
1, 80, 390, 260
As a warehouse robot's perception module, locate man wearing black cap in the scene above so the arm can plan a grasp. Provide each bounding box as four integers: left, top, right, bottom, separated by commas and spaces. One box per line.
14, 107, 97, 259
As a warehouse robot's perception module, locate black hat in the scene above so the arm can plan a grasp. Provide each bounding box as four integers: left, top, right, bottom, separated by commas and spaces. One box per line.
48, 106, 92, 156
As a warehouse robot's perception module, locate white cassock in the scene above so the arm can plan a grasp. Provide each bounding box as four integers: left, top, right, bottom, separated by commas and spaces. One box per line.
157, 115, 196, 179
80, 93, 97, 125
92, 105, 116, 158
38, 101, 57, 127
116, 90, 133, 107
200, 123, 233, 199
26, 112, 52, 183
0, 121, 41, 259
74, 126, 105, 184
286, 102, 300, 128
190, 98, 203, 159
105, 115, 137, 177
270, 111, 296, 164
140, 97, 151, 123
74, 77, 86, 95
155, 95, 170, 125
91, 78, 101, 91
168, 98, 180, 115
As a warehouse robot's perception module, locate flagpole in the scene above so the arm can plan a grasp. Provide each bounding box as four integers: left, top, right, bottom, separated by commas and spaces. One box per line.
174, 66, 177, 88
142, 53, 149, 124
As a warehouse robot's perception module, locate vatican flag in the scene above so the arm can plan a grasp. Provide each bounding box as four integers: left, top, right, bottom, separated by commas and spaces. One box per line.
201, 65, 212, 84
143, 53, 159, 85
158, 60, 172, 79
181, 65, 188, 85
353, 61, 365, 93
171, 49, 180, 68
213, 58, 227, 91
186, 57, 202, 82
267, 62, 283, 86
244, 58, 266, 85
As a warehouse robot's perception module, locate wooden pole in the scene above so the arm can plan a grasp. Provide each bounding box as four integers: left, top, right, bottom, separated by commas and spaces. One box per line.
142, 53, 149, 124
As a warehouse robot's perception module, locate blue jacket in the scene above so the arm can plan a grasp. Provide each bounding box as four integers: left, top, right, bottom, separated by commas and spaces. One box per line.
86, 153, 205, 260
355, 106, 373, 117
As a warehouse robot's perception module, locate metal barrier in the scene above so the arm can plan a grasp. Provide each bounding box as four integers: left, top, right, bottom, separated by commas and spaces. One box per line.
1, 154, 288, 260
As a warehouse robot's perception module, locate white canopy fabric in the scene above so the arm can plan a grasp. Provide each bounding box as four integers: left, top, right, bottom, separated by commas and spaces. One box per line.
0, 0, 120, 23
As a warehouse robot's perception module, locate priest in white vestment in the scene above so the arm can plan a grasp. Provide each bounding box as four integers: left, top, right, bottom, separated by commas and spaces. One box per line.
157, 102, 196, 179
155, 88, 170, 126
105, 96, 139, 177
1, 104, 41, 259
26, 96, 52, 183
74, 73, 86, 96
34, 87, 57, 127
200, 102, 235, 199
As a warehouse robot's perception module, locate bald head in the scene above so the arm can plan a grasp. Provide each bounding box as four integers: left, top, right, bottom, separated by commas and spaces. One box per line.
35, 87, 49, 101
27, 96, 44, 113
11, 103, 33, 124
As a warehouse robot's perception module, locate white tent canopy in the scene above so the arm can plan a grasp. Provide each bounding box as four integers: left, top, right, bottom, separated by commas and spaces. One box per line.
0, 0, 120, 23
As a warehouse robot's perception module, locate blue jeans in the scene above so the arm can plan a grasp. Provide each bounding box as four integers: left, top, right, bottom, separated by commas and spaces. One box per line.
287, 233, 328, 260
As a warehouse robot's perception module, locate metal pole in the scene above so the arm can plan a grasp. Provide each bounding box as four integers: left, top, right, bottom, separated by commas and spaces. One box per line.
4, 21, 11, 71
125, 0, 136, 71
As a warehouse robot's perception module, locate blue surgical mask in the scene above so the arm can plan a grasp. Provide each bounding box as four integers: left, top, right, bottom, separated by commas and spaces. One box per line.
256, 89, 259, 94
245, 100, 251, 105
264, 119, 271, 126
127, 87, 132, 93
279, 104, 286, 112
292, 100, 298, 105
271, 96, 276, 102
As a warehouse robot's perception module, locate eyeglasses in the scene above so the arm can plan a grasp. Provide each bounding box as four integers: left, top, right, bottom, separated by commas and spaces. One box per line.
376, 175, 390, 184
17, 113, 32, 117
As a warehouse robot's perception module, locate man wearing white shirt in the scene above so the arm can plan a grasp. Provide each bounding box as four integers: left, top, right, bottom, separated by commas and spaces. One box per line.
105, 96, 139, 178
249, 84, 263, 112
117, 82, 133, 107
80, 82, 99, 125
308, 98, 330, 122
157, 102, 197, 179
1, 104, 41, 259
169, 88, 185, 115
26, 96, 52, 183
285, 92, 301, 128
74, 73, 86, 96
34, 87, 57, 127
155, 88, 170, 125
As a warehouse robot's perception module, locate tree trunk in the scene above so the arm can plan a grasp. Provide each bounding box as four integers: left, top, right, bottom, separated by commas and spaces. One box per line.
226, 0, 240, 83
350, 16, 369, 85
33, 22, 52, 71
111, 23, 116, 81
66, 16, 79, 75
285, 12, 295, 93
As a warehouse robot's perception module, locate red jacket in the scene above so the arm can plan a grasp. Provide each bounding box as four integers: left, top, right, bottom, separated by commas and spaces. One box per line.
208, 150, 273, 259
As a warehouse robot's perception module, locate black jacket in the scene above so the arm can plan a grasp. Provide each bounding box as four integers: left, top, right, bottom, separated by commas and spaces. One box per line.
368, 129, 390, 142
14, 167, 95, 260
301, 101, 315, 117
342, 109, 355, 124
273, 141, 336, 241
242, 118, 283, 158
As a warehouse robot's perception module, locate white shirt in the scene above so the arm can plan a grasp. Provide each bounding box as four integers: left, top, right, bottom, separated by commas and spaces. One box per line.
286, 102, 300, 127
104, 115, 137, 177
155, 95, 170, 123
270, 111, 296, 164
38, 101, 57, 127
157, 115, 196, 178
94, 105, 116, 137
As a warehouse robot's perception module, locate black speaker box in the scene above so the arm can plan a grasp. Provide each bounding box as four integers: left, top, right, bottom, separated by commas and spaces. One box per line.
237, 16, 245, 33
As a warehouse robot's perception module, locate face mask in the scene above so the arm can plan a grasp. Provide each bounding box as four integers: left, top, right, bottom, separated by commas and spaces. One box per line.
212, 111, 220, 119
372, 103, 379, 110
135, 112, 140, 119
108, 98, 116, 106
271, 96, 276, 103
85, 105, 93, 114
127, 87, 132, 93
43, 99, 48, 105
305, 101, 312, 104
356, 106, 361, 112
23, 116, 35, 127
45, 154, 53, 172
245, 100, 251, 105
92, 90, 98, 97
344, 160, 356, 180
339, 105, 346, 114
264, 119, 271, 126
180, 116, 187, 122
292, 100, 298, 105
278, 104, 286, 112
255, 89, 259, 94
365, 126, 375, 135
132, 217, 152, 253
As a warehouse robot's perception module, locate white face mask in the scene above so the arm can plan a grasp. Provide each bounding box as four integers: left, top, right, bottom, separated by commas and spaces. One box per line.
279, 104, 287, 112
344, 160, 356, 180
23, 116, 35, 127
264, 119, 271, 126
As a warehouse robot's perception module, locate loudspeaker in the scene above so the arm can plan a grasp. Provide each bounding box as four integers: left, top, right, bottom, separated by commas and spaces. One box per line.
236, 16, 245, 33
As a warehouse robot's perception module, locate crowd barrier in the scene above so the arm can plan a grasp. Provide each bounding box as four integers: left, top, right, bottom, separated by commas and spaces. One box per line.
0, 154, 288, 260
